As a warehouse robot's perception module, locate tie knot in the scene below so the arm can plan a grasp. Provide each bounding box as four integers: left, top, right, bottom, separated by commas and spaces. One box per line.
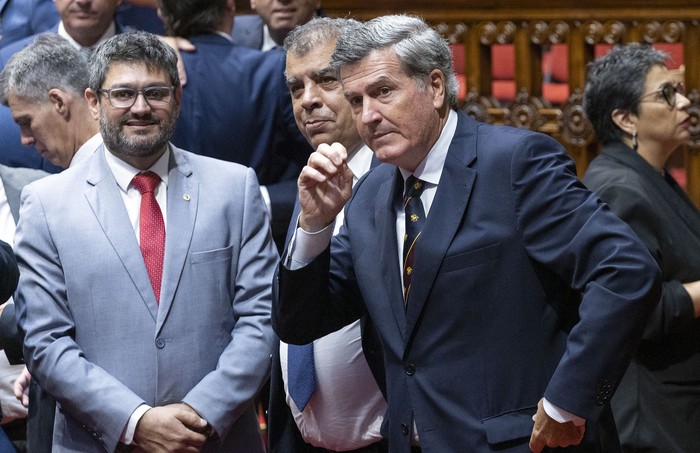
132, 171, 160, 194
404, 175, 426, 199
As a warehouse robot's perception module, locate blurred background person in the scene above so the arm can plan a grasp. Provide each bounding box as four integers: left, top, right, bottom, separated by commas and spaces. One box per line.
232, 0, 321, 51
0, 0, 125, 173
158, 0, 312, 252
582, 43, 699, 452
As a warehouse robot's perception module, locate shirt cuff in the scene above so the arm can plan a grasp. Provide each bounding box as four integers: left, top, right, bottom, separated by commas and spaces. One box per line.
286, 215, 335, 270
259, 185, 272, 220
120, 404, 151, 445
542, 398, 586, 426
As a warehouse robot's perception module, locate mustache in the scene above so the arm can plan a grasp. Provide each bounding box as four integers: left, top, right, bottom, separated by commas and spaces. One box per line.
120, 114, 160, 126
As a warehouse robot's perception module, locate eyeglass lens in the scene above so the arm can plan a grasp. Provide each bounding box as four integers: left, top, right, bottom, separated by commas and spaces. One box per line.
108, 87, 172, 108
661, 82, 685, 107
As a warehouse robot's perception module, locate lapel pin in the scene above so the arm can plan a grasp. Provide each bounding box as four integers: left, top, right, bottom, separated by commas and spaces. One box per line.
183, 194, 191, 202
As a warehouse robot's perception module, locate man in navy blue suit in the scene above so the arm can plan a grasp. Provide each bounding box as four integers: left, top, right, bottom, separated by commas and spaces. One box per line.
274, 15, 662, 452
232, 0, 321, 51
0, 0, 125, 173
158, 0, 312, 252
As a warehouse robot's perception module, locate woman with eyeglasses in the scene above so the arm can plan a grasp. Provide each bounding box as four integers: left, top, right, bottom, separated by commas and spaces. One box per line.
582, 43, 698, 452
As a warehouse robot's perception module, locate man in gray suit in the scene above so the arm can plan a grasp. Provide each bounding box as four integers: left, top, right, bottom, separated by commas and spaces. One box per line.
14, 30, 277, 452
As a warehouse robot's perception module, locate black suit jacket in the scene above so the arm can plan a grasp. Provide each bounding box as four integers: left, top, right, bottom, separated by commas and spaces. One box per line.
583, 142, 700, 451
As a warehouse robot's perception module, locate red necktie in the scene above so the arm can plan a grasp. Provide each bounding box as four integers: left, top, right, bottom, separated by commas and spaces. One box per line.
132, 171, 165, 303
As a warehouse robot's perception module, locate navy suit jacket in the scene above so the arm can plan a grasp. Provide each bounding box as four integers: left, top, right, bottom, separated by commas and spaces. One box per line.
0, 0, 58, 48
171, 33, 311, 251
231, 14, 264, 50
0, 21, 127, 173
274, 111, 662, 452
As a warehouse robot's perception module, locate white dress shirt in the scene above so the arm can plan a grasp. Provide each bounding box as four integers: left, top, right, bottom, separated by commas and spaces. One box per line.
58, 21, 116, 55
281, 145, 385, 450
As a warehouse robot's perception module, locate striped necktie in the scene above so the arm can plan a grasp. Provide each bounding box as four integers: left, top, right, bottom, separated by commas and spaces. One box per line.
402, 175, 427, 304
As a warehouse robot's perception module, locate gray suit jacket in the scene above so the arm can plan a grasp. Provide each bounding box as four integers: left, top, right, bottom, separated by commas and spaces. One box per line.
14, 146, 277, 452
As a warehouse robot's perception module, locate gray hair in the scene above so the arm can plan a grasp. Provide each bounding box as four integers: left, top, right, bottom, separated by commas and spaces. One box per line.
88, 31, 180, 92
583, 43, 668, 145
284, 17, 361, 57
0, 33, 88, 105
331, 14, 460, 109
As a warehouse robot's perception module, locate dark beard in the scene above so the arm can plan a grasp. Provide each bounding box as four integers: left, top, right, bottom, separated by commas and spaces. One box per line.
100, 112, 176, 158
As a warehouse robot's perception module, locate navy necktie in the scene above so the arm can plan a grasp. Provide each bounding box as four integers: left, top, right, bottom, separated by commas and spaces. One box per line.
403, 175, 427, 304
287, 343, 316, 411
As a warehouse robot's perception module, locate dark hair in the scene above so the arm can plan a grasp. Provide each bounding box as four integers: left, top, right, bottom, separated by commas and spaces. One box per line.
88, 31, 180, 92
330, 14, 460, 109
284, 17, 360, 57
583, 43, 668, 144
157, 0, 226, 37
0, 33, 88, 105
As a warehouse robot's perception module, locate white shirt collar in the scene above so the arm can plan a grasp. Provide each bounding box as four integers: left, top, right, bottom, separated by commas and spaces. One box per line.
347, 143, 373, 182
58, 21, 116, 52
399, 109, 458, 185
261, 24, 279, 51
103, 145, 170, 193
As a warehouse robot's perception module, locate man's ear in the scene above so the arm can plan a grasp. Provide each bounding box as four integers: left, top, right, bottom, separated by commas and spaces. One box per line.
85, 88, 101, 121
250, 0, 257, 11
48, 89, 70, 118
611, 108, 637, 136
429, 69, 447, 110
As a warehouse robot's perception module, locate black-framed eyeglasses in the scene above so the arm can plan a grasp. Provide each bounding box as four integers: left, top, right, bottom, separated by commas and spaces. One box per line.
637, 81, 686, 108
97, 86, 175, 109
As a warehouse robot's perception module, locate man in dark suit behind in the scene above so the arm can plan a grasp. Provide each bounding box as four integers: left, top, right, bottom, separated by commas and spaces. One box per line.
273, 15, 662, 452
232, 0, 321, 51
158, 0, 312, 252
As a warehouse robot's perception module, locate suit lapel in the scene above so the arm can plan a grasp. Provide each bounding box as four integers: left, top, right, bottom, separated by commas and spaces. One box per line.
156, 148, 197, 333
404, 114, 478, 339
84, 147, 158, 322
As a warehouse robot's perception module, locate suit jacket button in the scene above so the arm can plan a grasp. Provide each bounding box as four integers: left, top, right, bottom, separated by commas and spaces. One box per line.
155, 338, 165, 349
401, 423, 409, 435
405, 363, 416, 376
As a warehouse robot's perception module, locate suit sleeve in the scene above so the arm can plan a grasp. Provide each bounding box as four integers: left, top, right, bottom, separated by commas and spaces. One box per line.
0, 304, 23, 364
509, 133, 661, 421
182, 168, 277, 437
584, 180, 694, 341
14, 185, 144, 452
0, 240, 18, 304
